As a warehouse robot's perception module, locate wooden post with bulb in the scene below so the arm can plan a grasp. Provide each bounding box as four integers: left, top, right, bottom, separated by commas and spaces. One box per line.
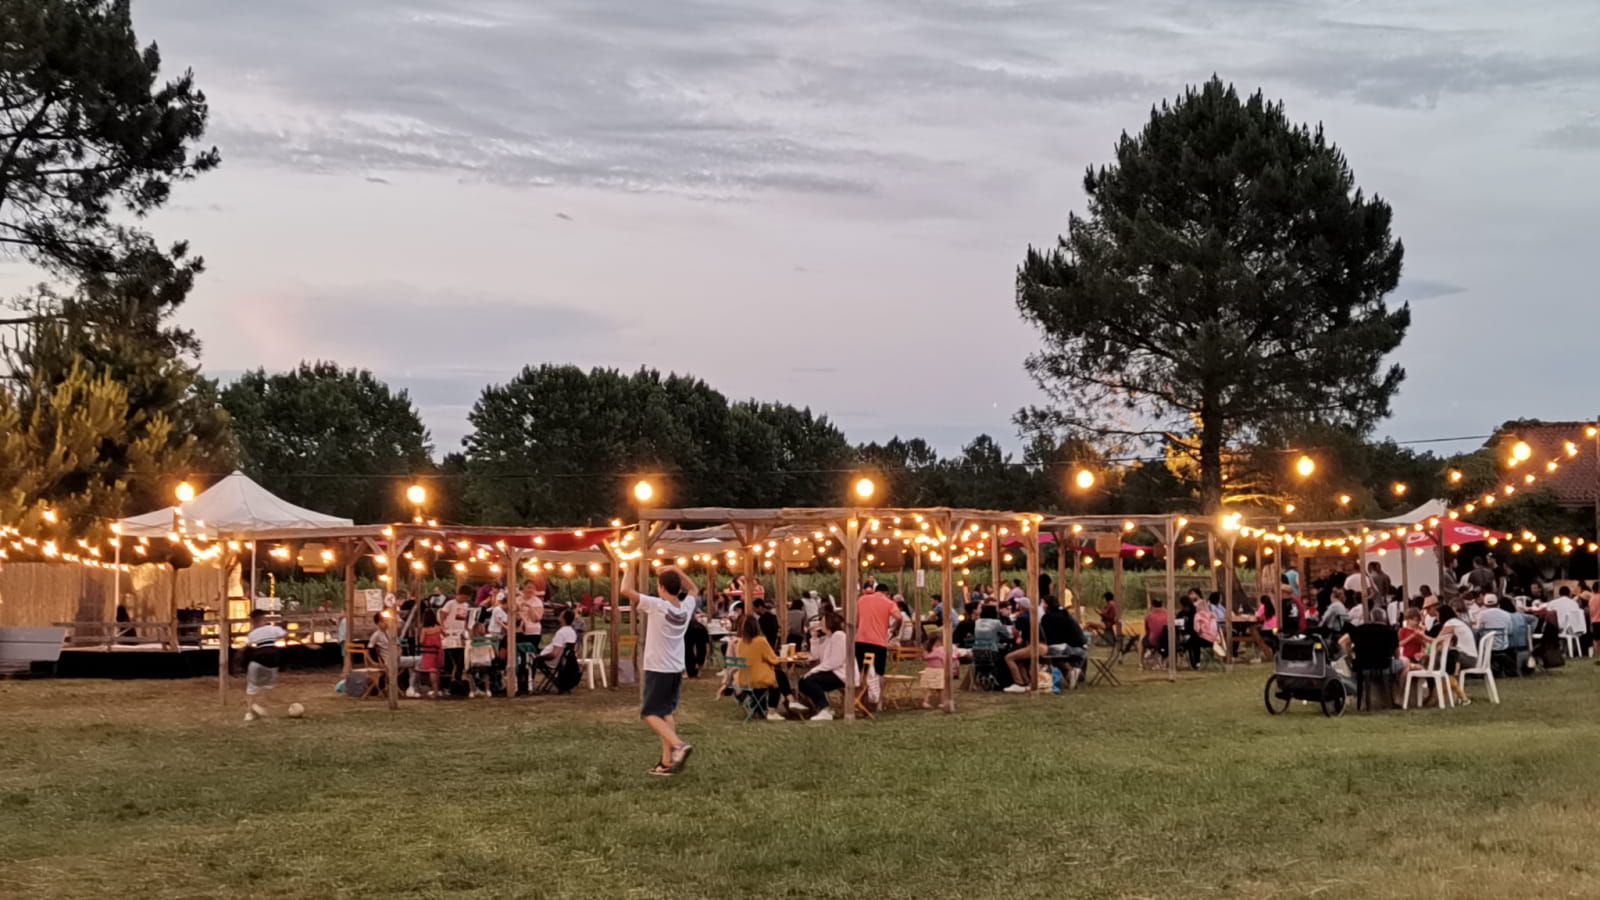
1026, 522, 1041, 697
941, 515, 957, 713
842, 516, 861, 723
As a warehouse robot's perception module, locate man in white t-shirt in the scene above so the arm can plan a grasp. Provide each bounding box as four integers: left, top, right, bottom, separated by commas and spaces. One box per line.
621, 562, 698, 777
243, 610, 287, 721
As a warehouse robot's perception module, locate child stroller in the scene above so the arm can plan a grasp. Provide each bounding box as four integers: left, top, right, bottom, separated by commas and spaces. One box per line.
1264, 634, 1355, 717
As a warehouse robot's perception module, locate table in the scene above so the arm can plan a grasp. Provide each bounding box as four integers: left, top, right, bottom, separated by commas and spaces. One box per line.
1227, 617, 1274, 661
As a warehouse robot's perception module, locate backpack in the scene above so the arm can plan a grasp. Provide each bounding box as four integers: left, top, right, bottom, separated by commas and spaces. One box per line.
553, 646, 582, 693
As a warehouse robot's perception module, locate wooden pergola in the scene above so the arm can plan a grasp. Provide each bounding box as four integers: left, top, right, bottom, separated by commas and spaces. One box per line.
221, 522, 629, 709
631, 506, 1199, 718
1037, 514, 1189, 680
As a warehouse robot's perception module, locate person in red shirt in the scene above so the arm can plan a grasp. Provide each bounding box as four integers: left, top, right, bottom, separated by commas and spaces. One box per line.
1398, 608, 1427, 664
854, 586, 901, 677
1143, 598, 1170, 660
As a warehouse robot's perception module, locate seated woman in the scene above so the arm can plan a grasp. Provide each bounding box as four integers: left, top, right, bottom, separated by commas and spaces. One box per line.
1255, 596, 1280, 652
972, 604, 1013, 651
796, 611, 848, 721
735, 615, 786, 721
1431, 606, 1477, 704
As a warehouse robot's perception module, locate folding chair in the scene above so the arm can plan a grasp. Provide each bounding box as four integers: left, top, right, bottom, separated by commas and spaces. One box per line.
1089, 641, 1123, 687
722, 657, 767, 722
350, 645, 385, 699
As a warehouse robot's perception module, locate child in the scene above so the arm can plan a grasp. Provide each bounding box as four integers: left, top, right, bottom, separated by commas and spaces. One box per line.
920, 629, 957, 709
417, 608, 443, 698
1398, 608, 1427, 666
735, 614, 785, 721
243, 610, 287, 721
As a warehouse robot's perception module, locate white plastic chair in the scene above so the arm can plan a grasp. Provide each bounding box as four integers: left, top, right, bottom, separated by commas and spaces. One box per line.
1459, 632, 1500, 704
1557, 609, 1589, 658
1402, 635, 1454, 710
578, 630, 609, 689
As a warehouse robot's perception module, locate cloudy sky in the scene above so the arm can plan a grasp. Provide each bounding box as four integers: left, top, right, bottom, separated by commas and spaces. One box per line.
29, 0, 1600, 455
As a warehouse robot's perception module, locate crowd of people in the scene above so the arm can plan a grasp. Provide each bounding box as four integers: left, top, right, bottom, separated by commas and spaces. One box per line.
357, 575, 589, 699
1130, 554, 1600, 706
703, 573, 1099, 721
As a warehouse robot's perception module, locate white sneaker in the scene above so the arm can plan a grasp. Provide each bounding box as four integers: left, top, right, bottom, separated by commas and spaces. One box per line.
243, 711, 257, 722
250, 703, 268, 718
788, 698, 808, 713
765, 711, 784, 722
405, 688, 421, 699
1003, 684, 1029, 694
810, 707, 835, 721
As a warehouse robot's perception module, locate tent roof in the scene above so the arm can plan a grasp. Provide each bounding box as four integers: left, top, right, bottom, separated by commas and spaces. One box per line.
118, 471, 354, 538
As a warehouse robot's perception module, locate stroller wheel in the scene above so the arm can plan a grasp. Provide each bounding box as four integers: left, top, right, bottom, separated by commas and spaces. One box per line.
1320, 679, 1348, 717
1263, 676, 1290, 715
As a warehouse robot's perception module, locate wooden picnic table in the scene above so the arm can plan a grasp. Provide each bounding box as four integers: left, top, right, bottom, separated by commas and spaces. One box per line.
1228, 616, 1274, 661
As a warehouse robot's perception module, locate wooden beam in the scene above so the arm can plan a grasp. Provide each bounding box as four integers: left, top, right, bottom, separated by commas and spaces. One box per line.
941, 515, 957, 714
1167, 518, 1178, 683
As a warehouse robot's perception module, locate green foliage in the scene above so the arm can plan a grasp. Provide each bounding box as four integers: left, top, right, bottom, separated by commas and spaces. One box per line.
1017, 77, 1409, 512
0, 0, 218, 312
220, 363, 433, 523
461, 365, 855, 524
0, 356, 184, 530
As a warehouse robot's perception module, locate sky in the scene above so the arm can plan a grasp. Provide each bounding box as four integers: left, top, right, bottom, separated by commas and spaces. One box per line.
10, 0, 1600, 458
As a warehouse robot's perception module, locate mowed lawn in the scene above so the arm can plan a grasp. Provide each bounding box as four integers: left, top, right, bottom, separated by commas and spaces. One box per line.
2, 659, 1598, 900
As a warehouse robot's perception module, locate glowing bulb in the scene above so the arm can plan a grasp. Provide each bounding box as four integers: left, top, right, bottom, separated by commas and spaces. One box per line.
175, 482, 195, 503
633, 480, 655, 503
1074, 469, 1096, 490
1448, 469, 1463, 483
1512, 441, 1532, 462
853, 477, 876, 500
1392, 482, 1407, 496
406, 484, 426, 506
1338, 494, 1351, 506
1295, 456, 1315, 478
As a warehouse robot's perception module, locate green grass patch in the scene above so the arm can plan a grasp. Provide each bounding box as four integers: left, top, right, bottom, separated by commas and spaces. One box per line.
2, 660, 1597, 899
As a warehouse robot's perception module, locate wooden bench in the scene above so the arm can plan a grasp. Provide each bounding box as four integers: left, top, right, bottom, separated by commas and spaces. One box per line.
0, 626, 67, 675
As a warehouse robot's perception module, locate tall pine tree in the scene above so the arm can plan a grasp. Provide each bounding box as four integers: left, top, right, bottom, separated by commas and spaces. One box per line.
1016, 78, 1409, 514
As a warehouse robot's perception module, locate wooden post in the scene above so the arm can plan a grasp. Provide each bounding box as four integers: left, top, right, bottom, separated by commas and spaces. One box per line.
990, 530, 1002, 600
842, 517, 861, 722
341, 542, 355, 685
941, 515, 957, 713
1112, 553, 1124, 624
1054, 530, 1067, 608
636, 517, 652, 705
1223, 531, 1235, 671
1167, 518, 1178, 682
385, 534, 403, 711
218, 546, 232, 704
504, 547, 519, 699
608, 548, 621, 689
1026, 523, 1041, 696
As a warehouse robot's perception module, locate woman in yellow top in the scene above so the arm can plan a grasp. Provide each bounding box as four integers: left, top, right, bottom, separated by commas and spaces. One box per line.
738, 616, 786, 721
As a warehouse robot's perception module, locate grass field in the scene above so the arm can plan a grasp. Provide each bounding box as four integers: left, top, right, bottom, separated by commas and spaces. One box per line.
3, 658, 1598, 900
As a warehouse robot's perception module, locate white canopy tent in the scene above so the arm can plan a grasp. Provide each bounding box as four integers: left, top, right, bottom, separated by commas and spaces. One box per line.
117, 470, 353, 539
115, 472, 355, 681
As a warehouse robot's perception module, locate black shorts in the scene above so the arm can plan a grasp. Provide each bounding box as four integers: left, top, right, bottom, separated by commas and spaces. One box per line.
640, 671, 683, 718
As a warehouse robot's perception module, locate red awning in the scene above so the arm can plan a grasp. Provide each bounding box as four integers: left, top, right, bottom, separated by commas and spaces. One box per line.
1370, 519, 1510, 551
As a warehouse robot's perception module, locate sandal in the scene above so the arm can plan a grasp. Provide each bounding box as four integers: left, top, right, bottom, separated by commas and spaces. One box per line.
648, 764, 675, 777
